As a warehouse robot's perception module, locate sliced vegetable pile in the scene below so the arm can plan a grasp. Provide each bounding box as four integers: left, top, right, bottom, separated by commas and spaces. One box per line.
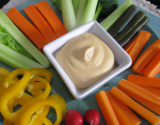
0, 10, 50, 69
7, 0, 67, 51
52, 0, 119, 31
0, 67, 66, 125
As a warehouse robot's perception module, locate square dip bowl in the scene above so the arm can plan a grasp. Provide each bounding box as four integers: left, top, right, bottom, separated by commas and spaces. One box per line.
43, 20, 132, 100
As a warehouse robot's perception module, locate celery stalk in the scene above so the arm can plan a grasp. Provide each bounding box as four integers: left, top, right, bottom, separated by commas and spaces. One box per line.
0, 43, 43, 69
72, 0, 79, 14
76, 0, 88, 27
100, 0, 133, 30
0, 10, 50, 69
61, 0, 76, 32
80, 0, 98, 26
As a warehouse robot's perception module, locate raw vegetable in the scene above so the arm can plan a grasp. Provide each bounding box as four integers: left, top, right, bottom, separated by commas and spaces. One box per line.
93, 0, 119, 21
61, 0, 76, 32
143, 52, 160, 77
95, 90, 120, 125
100, 0, 133, 30
110, 87, 160, 125
127, 74, 160, 88
118, 16, 150, 48
107, 5, 139, 37
84, 109, 100, 125
52, 0, 61, 11
114, 10, 150, 48
124, 34, 137, 51
72, 0, 79, 14
35, 1, 67, 38
118, 79, 160, 115
80, 0, 98, 26
7, 7, 48, 51
106, 91, 132, 125
132, 38, 160, 75
76, 0, 88, 27
65, 109, 84, 125
109, 91, 141, 125
24, 4, 57, 43
140, 86, 160, 98
115, 11, 146, 42
125, 30, 151, 64
0, 10, 50, 69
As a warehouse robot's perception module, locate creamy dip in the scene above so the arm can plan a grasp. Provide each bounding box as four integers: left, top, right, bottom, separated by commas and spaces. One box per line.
55, 32, 114, 88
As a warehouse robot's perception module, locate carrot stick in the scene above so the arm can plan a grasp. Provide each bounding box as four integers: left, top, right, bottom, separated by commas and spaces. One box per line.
141, 86, 160, 98
132, 38, 160, 75
24, 5, 57, 43
124, 35, 137, 51
126, 30, 151, 64
95, 90, 120, 125
106, 91, 131, 125
118, 79, 160, 115
35, 1, 67, 38
143, 52, 160, 77
127, 74, 160, 88
110, 91, 141, 125
110, 87, 160, 125
7, 7, 48, 50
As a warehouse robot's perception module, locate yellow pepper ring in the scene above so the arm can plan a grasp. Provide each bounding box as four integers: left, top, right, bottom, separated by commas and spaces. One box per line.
18, 99, 63, 125
0, 67, 10, 87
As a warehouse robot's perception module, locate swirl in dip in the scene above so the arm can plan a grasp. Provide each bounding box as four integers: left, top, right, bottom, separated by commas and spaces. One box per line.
55, 32, 114, 88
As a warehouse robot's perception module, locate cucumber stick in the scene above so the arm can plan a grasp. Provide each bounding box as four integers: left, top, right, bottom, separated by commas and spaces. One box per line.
100, 0, 133, 30
115, 11, 146, 42
107, 5, 139, 37
118, 16, 150, 47
0, 10, 50, 69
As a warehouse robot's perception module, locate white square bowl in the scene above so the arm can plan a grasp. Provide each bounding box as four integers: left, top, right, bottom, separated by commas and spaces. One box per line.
43, 20, 132, 100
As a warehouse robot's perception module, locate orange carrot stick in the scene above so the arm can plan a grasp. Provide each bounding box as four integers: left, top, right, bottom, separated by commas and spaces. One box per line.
132, 38, 160, 75
124, 35, 136, 51
95, 90, 120, 125
7, 7, 48, 50
127, 74, 160, 88
143, 52, 160, 77
24, 5, 57, 43
35, 1, 67, 38
118, 79, 160, 115
106, 91, 131, 125
126, 30, 151, 64
110, 91, 141, 125
141, 86, 160, 98
110, 87, 160, 125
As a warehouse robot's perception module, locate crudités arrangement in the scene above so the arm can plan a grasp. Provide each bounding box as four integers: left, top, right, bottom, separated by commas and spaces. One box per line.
0, 0, 160, 124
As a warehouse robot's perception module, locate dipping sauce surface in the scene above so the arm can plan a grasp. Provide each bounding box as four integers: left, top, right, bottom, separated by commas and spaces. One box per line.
55, 32, 114, 88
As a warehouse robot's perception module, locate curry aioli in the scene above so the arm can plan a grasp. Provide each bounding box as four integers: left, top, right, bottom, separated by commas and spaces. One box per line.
55, 32, 114, 88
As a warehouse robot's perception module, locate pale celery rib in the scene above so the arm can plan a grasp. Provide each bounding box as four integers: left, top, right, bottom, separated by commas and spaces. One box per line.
100, 0, 133, 30
61, 0, 76, 32
0, 10, 50, 69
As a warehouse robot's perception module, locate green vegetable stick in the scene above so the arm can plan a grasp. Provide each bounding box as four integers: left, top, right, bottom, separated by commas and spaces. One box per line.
72, 0, 79, 14
0, 43, 43, 69
80, 0, 98, 26
100, 0, 133, 30
61, 0, 76, 32
76, 0, 88, 27
0, 10, 50, 69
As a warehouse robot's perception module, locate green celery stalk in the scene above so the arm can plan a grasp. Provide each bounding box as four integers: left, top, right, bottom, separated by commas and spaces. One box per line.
100, 0, 133, 30
76, 0, 88, 27
0, 10, 50, 69
72, 0, 79, 14
61, 0, 76, 32
80, 0, 98, 26
0, 43, 43, 69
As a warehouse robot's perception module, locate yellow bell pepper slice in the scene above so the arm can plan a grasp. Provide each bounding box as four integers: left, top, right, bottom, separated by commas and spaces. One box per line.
0, 67, 10, 86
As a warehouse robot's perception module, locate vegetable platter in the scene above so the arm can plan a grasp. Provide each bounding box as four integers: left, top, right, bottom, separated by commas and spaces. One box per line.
0, 0, 160, 124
